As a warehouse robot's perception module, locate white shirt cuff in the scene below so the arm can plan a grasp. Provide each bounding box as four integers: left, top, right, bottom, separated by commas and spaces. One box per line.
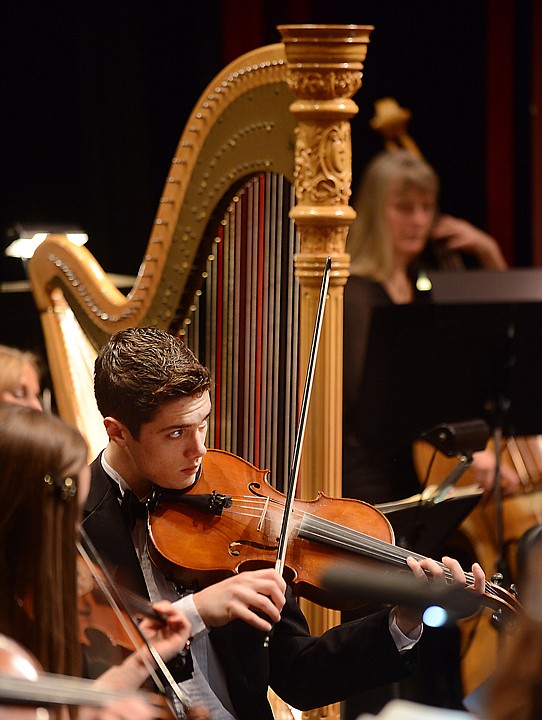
173, 593, 208, 637
389, 607, 423, 652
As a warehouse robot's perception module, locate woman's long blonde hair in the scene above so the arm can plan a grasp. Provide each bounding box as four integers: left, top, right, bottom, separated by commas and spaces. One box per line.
0, 403, 88, 677
347, 150, 439, 280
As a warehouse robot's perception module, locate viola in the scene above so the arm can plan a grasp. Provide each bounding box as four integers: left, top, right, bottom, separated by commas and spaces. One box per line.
147, 448, 520, 621
0, 634, 43, 720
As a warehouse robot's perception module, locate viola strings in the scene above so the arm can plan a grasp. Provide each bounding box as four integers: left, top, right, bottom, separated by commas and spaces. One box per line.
218, 495, 504, 600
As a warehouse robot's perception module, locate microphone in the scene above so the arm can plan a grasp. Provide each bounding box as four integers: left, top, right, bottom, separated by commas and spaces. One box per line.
421, 419, 489, 458
322, 564, 481, 625
421, 419, 490, 502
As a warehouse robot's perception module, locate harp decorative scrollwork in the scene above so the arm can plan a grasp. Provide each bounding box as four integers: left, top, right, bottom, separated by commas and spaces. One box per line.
28, 25, 373, 720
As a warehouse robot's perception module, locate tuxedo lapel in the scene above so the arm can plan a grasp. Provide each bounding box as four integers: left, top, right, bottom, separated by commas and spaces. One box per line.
84, 456, 148, 597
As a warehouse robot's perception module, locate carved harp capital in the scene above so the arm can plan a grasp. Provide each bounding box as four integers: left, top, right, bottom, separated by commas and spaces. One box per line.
278, 24, 373, 263
278, 24, 373, 103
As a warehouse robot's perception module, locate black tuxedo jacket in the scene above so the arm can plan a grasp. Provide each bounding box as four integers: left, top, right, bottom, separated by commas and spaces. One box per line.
83, 455, 416, 720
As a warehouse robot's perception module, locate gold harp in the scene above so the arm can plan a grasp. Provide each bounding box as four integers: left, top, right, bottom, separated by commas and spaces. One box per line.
29, 24, 373, 720
29, 23, 372, 491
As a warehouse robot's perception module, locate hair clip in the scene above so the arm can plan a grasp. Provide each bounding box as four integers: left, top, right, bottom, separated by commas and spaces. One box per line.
44, 473, 77, 501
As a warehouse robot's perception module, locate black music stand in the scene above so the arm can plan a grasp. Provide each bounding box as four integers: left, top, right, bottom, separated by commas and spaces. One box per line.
357, 268, 542, 567
376, 486, 484, 557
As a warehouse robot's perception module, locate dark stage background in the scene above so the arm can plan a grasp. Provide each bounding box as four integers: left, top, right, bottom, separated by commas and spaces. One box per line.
0, 0, 536, 354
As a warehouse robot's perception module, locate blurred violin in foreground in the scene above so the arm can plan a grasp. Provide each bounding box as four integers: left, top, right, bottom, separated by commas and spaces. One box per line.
76, 545, 208, 720
0, 633, 175, 719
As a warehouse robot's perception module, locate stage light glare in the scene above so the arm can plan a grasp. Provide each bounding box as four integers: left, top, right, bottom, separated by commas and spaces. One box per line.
5, 231, 88, 259
423, 605, 448, 628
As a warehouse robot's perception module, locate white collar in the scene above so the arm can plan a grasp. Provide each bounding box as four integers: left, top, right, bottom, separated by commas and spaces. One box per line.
100, 450, 130, 495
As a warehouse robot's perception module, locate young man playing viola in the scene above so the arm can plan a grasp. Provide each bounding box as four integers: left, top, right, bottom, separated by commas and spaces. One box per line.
83, 326, 486, 720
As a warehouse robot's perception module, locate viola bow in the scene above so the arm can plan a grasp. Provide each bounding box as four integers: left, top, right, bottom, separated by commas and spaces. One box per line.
265, 256, 331, 645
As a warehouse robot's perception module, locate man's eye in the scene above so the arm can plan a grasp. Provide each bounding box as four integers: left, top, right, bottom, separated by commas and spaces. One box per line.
170, 429, 183, 438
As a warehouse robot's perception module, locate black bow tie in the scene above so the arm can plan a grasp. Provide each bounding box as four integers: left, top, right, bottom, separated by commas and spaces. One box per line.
121, 489, 148, 530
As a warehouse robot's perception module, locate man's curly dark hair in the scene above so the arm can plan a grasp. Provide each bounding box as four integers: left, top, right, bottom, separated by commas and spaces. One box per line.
94, 327, 212, 438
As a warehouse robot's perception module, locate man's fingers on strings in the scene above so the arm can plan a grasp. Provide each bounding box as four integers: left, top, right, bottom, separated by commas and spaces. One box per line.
406, 555, 446, 583
441, 556, 467, 585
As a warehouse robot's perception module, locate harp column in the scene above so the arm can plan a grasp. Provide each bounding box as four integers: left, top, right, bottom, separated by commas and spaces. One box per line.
279, 24, 373, 719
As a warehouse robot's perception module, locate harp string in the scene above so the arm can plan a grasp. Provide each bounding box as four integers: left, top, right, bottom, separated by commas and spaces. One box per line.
180, 173, 299, 491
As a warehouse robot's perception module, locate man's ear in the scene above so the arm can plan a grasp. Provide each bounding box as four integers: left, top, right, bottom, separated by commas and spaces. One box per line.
104, 417, 131, 447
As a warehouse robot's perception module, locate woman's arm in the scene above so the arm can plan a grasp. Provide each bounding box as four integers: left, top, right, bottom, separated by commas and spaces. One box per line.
430, 214, 507, 270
